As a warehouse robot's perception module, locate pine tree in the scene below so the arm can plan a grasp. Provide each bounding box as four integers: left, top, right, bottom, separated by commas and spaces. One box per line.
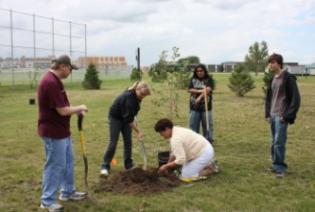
228, 64, 255, 97
262, 69, 273, 98
130, 67, 141, 81
82, 63, 102, 89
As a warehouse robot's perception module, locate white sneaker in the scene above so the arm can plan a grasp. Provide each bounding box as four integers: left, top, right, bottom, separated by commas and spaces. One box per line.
59, 191, 87, 201
100, 168, 109, 176
40, 203, 64, 212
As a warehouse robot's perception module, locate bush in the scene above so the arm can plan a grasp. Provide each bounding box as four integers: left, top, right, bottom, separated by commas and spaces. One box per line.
130, 67, 141, 81
228, 64, 255, 97
149, 64, 168, 82
82, 63, 102, 89
262, 69, 273, 98
173, 71, 191, 89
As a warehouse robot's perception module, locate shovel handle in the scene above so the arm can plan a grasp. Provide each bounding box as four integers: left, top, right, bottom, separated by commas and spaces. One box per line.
78, 114, 83, 131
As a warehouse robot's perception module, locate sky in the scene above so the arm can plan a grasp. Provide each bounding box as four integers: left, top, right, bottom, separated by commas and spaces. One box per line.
0, 0, 315, 66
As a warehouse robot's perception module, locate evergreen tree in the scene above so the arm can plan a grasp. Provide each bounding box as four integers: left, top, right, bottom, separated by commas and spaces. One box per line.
262, 68, 273, 97
228, 64, 255, 97
82, 63, 102, 89
130, 67, 141, 81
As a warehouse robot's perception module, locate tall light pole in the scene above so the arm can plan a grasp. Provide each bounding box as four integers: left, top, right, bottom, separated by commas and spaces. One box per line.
136, 47, 141, 79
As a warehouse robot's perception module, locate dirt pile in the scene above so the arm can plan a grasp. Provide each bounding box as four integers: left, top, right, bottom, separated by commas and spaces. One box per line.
97, 167, 181, 194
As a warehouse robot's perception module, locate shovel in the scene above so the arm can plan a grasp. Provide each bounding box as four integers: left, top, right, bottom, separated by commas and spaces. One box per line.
78, 114, 88, 193
203, 87, 211, 143
134, 117, 148, 170
139, 138, 148, 170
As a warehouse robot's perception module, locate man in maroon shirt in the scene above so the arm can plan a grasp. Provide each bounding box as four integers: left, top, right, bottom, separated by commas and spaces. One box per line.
38, 55, 88, 211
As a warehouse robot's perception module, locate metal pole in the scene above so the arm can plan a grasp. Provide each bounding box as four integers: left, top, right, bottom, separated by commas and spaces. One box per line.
137, 47, 140, 71
33, 14, 36, 58
10, 9, 15, 88
52, 17, 55, 57
32, 14, 36, 87
84, 24, 87, 69
69, 21, 72, 56
69, 21, 72, 82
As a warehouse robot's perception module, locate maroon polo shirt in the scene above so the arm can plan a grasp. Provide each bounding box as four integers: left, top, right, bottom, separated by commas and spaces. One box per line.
37, 71, 71, 138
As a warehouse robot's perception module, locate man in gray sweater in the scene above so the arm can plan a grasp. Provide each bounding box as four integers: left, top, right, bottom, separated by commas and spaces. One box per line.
265, 53, 301, 178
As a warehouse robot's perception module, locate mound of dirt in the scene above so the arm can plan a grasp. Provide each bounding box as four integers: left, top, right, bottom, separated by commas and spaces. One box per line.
97, 167, 181, 194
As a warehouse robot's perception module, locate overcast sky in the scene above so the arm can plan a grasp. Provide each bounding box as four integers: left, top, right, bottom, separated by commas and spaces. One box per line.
0, 0, 314, 66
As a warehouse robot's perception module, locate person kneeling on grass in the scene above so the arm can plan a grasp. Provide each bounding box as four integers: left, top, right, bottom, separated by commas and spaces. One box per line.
154, 118, 218, 182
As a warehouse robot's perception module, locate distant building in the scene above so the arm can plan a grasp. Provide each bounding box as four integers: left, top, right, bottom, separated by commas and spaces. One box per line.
0, 57, 19, 68
208, 64, 223, 72
287, 65, 306, 75
20, 56, 54, 69
221, 61, 243, 72
283, 62, 309, 76
306, 64, 315, 76
78, 56, 128, 70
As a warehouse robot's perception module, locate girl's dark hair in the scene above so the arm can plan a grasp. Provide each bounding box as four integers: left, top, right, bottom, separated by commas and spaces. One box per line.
192, 64, 210, 79
268, 53, 283, 68
154, 118, 174, 132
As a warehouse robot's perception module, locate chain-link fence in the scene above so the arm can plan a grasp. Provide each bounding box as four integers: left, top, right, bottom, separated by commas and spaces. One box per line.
0, 66, 132, 86
0, 8, 132, 86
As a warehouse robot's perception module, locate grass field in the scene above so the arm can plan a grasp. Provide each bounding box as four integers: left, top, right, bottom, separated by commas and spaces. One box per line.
0, 73, 314, 211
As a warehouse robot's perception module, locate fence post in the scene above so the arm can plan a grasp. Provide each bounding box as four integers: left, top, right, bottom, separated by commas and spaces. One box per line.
52, 17, 55, 57
84, 24, 87, 69
69, 21, 73, 82
10, 9, 15, 88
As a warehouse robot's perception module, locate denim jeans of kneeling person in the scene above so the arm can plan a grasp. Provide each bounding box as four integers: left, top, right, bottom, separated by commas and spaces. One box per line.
41, 137, 76, 206
270, 116, 288, 173
102, 117, 134, 171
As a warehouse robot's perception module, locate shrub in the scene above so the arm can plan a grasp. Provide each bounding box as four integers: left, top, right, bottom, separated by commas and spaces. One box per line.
228, 64, 255, 97
130, 67, 141, 81
82, 63, 102, 89
262, 69, 273, 98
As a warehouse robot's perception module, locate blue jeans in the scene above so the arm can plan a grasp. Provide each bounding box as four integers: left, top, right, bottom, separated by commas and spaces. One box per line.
270, 116, 288, 173
41, 137, 76, 205
189, 110, 214, 142
102, 117, 133, 170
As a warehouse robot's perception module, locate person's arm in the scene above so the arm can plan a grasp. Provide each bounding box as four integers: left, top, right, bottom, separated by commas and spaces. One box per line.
188, 79, 203, 94
129, 121, 144, 140
265, 79, 272, 122
158, 161, 178, 175
205, 78, 213, 95
283, 76, 301, 123
205, 86, 212, 95
159, 141, 186, 175
168, 154, 176, 163
188, 88, 203, 94
47, 82, 88, 117
56, 105, 88, 116
195, 93, 204, 104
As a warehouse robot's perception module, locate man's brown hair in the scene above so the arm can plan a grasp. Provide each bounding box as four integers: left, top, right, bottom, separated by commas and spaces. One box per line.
268, 53, 283, 68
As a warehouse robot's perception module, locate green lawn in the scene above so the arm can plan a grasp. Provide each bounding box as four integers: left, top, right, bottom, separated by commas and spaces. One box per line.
0, 74, 314, 211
